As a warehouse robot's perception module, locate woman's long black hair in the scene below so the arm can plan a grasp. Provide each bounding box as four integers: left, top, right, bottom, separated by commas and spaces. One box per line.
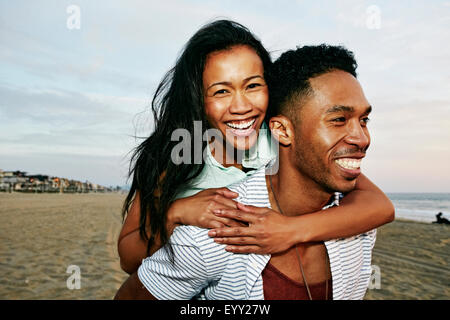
123, 19, 272, 256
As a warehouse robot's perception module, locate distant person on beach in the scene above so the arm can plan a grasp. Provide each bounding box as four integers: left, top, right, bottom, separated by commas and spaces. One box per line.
117, 20, 394, 276
116, 44, 383, 300
433, 212, 450, 225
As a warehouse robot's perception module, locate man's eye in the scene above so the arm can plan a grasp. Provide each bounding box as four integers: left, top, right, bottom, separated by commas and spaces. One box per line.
361, 117, 370, 125
332, 117, 346, 123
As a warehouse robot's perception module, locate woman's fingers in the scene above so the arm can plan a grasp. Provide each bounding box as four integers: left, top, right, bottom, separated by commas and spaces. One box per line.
211, 188, 239, 209
214, 187, 239, 199
208, 221, 226, 229
236, 202, 267, 214
209, 216, 245, 228
213, 236, 258, 245
212, 194, 237, 209
222, 218, 247, 228
208, 226, 257, 238
224, 245, 262, 254
213, 208, 258, 224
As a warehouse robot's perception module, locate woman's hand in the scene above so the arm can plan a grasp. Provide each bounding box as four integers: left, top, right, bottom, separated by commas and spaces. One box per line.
168, 187, 247, 232
207, 203, 297, 254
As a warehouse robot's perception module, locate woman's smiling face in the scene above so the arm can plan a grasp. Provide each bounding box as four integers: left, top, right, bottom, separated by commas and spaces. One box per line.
203, 45, 269, 156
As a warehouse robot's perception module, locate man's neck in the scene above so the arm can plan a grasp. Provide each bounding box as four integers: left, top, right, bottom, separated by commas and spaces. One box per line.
267, 157, 333, 216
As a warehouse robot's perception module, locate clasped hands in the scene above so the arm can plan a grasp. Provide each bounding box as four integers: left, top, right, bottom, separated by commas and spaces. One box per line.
169, 187, 297, 254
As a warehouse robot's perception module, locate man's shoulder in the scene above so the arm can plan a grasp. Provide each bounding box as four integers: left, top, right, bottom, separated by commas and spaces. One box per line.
226, 166, 269, 205
170, 225, 235, 253
169, 225, 234, 273
326, 228, 377, 246
170, 225, 212, 246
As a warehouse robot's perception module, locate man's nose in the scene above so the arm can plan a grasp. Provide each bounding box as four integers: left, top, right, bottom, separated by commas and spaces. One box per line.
229, 92, 252, 114
344, 121, 370, 150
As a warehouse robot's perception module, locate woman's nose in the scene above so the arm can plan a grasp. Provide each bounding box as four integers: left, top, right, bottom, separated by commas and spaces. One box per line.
229, 92, 252, 114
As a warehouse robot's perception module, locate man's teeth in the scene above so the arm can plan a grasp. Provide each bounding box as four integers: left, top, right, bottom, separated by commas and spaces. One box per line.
335, 158, 362, 170
226, 118, 256, 130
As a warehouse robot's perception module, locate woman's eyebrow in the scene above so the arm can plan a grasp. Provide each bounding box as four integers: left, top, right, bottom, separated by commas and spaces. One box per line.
243, 75, 264, 83
206, 81, 231, 91
206, 75, 264, 91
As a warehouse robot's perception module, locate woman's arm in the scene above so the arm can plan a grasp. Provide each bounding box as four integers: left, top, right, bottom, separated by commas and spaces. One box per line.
117, 192, 150, 275
296, 173, 395, 242
117, 188, 242, 274
114, 272, 157, 300
208, 174, 395, 254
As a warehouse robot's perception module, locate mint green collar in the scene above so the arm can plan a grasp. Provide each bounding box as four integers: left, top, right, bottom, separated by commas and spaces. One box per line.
174, 122, 277, 200
204, 122, 276, 170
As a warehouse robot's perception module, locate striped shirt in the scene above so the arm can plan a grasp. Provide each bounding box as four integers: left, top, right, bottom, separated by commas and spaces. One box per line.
138, 166, 377, 300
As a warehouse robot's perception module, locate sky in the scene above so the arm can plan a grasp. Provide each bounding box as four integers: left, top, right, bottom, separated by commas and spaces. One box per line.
0, 0, 449, 192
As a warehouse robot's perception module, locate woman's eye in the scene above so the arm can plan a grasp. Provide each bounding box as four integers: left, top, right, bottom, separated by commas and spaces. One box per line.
247, 83, 262, 90
213, 89, 228, 96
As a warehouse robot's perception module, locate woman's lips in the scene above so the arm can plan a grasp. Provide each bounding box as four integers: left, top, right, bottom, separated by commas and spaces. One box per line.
225, 117, 257, 137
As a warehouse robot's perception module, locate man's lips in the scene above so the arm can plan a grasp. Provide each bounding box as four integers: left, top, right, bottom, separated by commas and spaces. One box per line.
335, 157, 362, 170
333, 153, 365, 174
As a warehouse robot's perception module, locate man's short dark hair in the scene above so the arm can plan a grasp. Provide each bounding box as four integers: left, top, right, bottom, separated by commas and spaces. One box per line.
267, 44, 358, 120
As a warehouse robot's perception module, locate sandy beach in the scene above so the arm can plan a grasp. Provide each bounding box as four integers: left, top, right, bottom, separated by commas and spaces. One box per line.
0, 192, 128, 299
0, 192, 449, 300
365, 219, 450, 300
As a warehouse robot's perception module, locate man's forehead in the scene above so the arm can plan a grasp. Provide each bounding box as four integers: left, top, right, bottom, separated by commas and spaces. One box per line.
309, 70, 360, 94
307, 70, 370, 111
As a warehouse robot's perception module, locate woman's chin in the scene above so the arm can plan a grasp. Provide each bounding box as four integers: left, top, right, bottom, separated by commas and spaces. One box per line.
227, 133, 258, 151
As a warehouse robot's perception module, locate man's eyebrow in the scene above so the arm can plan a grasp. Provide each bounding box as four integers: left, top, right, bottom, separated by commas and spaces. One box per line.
206, 75, 264, 91
326, 105, 354, 114
325, 105, 372, 114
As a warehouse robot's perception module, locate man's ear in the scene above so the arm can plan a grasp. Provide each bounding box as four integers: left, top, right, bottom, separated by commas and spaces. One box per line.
269, 115, 294, 147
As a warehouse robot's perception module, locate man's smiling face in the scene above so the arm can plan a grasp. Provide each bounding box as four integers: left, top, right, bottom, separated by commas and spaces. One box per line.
292, 69, 372, 194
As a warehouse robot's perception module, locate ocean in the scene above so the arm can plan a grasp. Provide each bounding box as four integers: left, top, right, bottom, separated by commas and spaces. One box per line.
388, 193, 450, 223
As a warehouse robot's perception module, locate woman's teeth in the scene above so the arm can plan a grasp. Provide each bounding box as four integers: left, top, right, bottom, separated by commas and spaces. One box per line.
335, 158, 362, 170
226, 118, 256, 130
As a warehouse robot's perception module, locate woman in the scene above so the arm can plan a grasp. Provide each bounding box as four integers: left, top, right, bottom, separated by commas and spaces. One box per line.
118, 19, 394, 274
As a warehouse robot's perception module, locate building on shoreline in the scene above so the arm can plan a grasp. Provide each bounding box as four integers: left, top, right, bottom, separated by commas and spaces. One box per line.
0, 169, 114, 193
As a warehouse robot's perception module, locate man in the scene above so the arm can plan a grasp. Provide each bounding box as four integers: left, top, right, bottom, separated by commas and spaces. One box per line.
115, 44, 376, 300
